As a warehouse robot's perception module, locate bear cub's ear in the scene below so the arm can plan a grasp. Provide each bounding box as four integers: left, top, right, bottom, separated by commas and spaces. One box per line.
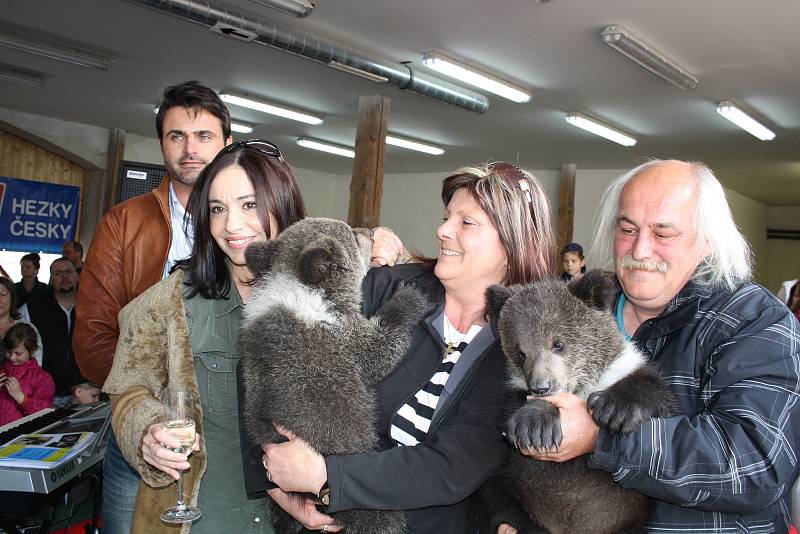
245, 240, 279, 277
298, 237, 345, 286
485, 284, 513, 322
567, 269, 617, 312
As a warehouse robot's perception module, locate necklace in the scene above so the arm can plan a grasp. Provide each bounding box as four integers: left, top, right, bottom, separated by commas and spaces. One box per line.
442, 314, 466, 359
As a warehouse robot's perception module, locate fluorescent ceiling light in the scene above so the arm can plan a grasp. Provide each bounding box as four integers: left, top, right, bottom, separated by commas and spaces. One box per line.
565, 112, 637, 147
0, 28, 114, 70
422, 52, 531, 103
385, 135, 444, 155
230, 122, 255, 134
600, 25, 697, 91
219, 93, 323, 125
297, 138, 355, 158
716, 100, 775, 141
249, 0, 315, 17
0, 64, 44, 87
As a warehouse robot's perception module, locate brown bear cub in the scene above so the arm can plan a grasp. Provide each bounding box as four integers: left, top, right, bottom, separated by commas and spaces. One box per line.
239, 218, 430, 534
479, 270, 678, 534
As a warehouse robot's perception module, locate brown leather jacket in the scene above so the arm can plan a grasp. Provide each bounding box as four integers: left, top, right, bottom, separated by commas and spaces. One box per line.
74, 177, 172, 385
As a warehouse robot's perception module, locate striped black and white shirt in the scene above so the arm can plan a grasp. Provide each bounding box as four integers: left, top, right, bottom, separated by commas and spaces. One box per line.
390, 316, 482, 447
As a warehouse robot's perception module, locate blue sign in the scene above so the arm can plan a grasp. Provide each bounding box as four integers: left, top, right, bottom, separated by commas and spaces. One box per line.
0, 176, 80, 253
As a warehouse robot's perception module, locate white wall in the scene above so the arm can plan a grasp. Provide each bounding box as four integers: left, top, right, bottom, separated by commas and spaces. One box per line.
0, 106, 108, 170
573, 169, 629, 260
0, 108, 787, 286
124, 132, 163, 165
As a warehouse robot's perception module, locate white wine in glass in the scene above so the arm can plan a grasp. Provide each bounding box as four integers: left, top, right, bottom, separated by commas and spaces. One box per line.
160, 388, 201, 524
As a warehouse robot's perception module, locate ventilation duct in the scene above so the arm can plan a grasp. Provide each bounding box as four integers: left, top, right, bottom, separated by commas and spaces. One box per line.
124, 0, 490, 113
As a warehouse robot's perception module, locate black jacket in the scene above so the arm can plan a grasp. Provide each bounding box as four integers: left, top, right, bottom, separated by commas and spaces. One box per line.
589, 280, 800, 532
15, 279, 49, 308
323, 264, 511, 533
241, 264, 512, 533
26, 290, 84, 396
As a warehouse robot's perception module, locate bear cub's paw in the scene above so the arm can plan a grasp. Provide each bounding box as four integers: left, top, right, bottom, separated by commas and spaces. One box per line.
507, 399, 562, 452
377, 284, 431, 327
588, 368, 678, 435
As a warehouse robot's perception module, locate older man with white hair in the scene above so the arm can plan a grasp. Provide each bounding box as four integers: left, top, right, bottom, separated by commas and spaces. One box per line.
522, 160, 800, 532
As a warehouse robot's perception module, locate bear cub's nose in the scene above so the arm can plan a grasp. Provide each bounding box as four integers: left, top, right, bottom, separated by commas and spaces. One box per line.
528, 380, 553, 396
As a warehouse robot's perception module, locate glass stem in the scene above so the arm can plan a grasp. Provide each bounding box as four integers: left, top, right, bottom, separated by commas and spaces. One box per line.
176, 471, 186, 511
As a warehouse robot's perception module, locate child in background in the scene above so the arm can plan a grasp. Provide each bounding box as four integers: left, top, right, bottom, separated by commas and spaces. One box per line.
69, 382, 102, 406
561, 242, 586, 281
0, 323, 55, 426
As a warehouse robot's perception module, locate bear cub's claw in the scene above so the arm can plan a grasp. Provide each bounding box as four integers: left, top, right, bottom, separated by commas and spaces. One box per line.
506, 399, 562, 452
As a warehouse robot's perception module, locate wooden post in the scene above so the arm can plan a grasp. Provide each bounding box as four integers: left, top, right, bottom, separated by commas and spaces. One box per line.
557, 163, 577, 248
347, 95, 390, 228
105, 128, 126, 210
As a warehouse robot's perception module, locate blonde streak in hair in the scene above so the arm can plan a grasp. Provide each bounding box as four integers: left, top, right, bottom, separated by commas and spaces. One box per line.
523, 172, 557, 282
475, 172, 521, 285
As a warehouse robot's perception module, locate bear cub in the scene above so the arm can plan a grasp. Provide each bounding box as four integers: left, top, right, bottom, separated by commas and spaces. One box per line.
480, 270, 678, 534
239, 218, 430, 534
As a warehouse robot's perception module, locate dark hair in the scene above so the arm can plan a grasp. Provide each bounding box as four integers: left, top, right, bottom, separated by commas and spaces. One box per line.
561, 242, 586, 275
20, 253, 41, 270
155, 81, 231, 141
50, 256, 76, 273
3, 322, 38, 355
65, 240, 83, 256
789, 281, 800, 313
0, 277, 20, 320
180, 143, 306, 299
561, 242, 584, 258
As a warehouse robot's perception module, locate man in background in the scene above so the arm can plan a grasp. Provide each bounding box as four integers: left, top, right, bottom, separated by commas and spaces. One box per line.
26, 257, 83, 407
61, 240, 84, 275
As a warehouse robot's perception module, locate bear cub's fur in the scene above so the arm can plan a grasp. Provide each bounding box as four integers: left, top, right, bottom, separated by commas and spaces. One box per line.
479, 270, 678, 534
239, 218, 430, 534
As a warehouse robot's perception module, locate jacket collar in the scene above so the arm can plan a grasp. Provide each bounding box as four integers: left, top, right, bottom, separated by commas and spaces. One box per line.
615, 274, 714, 340
153, 175, 172, 222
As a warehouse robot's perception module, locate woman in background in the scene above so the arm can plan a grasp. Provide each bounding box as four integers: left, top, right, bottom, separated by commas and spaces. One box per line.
0, 277, 43, 365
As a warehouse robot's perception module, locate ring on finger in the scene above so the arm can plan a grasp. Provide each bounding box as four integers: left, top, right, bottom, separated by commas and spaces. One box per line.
321, 525, 329, 534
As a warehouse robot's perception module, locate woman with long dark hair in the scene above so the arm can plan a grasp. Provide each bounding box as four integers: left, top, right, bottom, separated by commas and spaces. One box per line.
103, 140, 305, 533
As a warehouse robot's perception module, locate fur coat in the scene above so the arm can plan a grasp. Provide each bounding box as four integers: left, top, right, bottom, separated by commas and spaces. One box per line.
103, 271, 205, 534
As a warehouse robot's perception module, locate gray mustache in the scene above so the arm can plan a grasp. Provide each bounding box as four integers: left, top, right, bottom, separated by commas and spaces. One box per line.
620, 254, 668, 273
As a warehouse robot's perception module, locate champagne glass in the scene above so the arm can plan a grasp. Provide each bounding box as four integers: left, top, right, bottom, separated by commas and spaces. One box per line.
160, 387, 201, 524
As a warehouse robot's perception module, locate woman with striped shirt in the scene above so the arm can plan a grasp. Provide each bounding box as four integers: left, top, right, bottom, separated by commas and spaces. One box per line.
261, 162, 556, 533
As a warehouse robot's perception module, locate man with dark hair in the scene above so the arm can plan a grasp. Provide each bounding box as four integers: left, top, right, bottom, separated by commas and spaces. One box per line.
74, 80, 232, 533
25, 257, 83, 407
61, 240, 84, 274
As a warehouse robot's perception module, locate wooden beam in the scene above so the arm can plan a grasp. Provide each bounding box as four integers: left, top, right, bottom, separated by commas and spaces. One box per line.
557, 163, 577, 248
105, 128, 126, 211
347, 95, 390, 228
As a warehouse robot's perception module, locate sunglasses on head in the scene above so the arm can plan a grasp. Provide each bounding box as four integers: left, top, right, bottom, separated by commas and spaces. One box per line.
217, 139, 285, 162
488, 161, 532, 204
